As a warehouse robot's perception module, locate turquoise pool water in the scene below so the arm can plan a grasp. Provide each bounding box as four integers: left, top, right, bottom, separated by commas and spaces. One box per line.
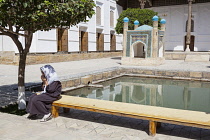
64, 76, 210, 113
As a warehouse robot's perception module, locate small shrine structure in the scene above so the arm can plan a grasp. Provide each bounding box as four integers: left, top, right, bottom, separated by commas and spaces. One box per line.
121, 16, 166, 66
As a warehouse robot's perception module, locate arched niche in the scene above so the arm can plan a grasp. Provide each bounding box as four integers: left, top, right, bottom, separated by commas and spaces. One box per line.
131, 85, 146, 104
131, 41, 147, 58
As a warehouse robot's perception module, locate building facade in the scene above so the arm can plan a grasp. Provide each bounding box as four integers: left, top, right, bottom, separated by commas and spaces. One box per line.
152, 2, 210, 51
1, 0, 210, 60
117, 0, 210, 52
0, 0, 123, 54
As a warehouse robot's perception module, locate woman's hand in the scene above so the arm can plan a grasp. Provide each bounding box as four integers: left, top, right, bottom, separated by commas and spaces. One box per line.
41, 74, 48, 86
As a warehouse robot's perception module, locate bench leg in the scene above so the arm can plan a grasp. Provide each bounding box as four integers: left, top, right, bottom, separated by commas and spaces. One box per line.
63, 108, 70, 113
52, 106, 59, 118
156, 122, 161, 129
149, 121, 156, 136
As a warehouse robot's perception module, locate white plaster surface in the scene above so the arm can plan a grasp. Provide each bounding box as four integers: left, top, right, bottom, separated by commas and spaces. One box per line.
153, 2, 210, 51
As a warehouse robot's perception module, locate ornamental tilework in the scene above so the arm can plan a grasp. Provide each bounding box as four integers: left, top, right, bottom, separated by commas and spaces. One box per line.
126, 31, 152, 57
131, 35, 148, 44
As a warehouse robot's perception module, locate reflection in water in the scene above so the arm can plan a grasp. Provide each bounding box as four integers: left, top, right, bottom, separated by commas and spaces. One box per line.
64, 76, 210, 113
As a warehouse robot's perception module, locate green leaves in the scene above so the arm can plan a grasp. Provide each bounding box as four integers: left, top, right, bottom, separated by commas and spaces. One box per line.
37, 5, 41, 9
0, 0, 95, 33
23, 3, 27, 8
115, 8, 160, 34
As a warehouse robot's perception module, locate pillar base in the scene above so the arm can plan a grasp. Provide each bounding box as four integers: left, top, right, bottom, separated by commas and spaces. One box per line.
185, 45, 191, 52
121, 57, 165, 66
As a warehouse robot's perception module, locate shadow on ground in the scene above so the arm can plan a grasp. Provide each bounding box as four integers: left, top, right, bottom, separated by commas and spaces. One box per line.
111, 57, 121, 60
0, 82, 41, 107
59, 108, 210, 139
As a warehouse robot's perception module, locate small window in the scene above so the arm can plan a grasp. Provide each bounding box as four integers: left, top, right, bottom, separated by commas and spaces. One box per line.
110, 11, 114, 28
96, 6, 101, 26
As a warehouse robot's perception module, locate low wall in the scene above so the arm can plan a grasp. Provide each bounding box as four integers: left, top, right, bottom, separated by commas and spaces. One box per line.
0, 51, 15, 65
165, 52, 210, 60
0, 51, 122, 65
60, 67, 210, 90
1, 51, 209, 65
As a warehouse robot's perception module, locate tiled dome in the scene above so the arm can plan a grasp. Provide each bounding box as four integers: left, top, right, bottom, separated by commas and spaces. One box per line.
135, 25, 153, 30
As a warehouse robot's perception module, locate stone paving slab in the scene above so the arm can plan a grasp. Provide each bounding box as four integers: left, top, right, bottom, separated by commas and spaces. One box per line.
1, 109, 210, 139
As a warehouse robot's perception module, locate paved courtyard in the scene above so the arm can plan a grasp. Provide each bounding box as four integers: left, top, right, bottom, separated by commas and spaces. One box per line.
1, 57, 210, 139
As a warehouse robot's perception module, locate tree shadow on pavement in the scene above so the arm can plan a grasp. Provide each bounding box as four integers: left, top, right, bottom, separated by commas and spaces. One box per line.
59, 108, 210, 139
0, 82, 41, 107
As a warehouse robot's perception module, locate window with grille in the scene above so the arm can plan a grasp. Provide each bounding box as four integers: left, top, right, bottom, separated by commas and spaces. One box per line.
110, 10, 114, 28
96, 6, 101, 26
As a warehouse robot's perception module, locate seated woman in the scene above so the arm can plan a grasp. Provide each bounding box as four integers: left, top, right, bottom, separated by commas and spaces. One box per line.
26, 65, 62, 122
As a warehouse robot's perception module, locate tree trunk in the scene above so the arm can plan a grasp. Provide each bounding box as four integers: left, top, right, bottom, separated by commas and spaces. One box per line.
18, 52, 27, 110
14, 31, 33, 110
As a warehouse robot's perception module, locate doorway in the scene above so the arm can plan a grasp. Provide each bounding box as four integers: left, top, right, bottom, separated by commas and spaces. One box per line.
184, 35, 195, 51
96, 33, 104, 51
57, 29, 68, 52
132, 42, 145, 58
80, 31, 88, 52
110, 34, 116, 51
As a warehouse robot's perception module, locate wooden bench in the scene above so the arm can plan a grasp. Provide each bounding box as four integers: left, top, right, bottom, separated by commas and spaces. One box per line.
52, 95, 210, 136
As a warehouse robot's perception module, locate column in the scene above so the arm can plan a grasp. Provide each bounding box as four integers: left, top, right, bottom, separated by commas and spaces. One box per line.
185, 0, 193, 52
134, 20, 139, 30
152, 15, 159, 58
123, 17, 129, 57
160, 19, 166, 57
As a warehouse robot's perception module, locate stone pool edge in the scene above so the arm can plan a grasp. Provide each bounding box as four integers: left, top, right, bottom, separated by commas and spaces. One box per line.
60, 67, 210, 91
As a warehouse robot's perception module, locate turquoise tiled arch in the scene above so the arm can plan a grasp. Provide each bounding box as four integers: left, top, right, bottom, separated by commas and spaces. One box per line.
126, 30, 152, 57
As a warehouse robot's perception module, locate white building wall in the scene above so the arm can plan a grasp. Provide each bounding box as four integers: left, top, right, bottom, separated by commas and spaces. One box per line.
36, 30, 57, 53
68, 26, 80, 52
104, 1, 111, 51
0, 36, 2, 51
196, 4, 210, 51
1, 36, 17, 52
116, 34, 123, 50
152, 2, 210, 52
87, 5, 97, 51
96, 0, 105, 51
68, 0, 123, 52
115, 3, 123, 51
29, 32, 37, 53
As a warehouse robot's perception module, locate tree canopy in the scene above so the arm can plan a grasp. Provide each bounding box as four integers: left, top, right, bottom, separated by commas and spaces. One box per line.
0, 0, 95, 36
115, 8, 159, 34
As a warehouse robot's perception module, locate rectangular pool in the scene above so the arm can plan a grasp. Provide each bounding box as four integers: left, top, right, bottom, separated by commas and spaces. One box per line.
64, 76, 210, 113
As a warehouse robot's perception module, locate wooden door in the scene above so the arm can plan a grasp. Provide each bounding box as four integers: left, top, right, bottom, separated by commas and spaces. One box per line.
81, 31, 88, 52
96, 33, 99, 51
184, 35, 195, 51
98, 33, 104, 51
58, 29, 68, 52
110, 34, 116, 51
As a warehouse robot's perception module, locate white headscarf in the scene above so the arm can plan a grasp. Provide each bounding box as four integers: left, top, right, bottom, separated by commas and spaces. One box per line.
40, 65, 60, 85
